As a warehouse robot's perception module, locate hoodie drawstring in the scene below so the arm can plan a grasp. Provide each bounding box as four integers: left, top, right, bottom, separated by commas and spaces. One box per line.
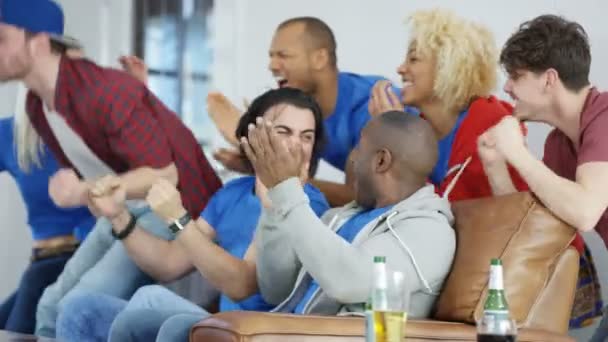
385, 211, 437, 295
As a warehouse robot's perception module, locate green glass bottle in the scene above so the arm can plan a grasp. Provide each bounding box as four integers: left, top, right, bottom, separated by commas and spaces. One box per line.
483, 258, 509, 319
477, 259, 517, 342
365, 256, 388, 342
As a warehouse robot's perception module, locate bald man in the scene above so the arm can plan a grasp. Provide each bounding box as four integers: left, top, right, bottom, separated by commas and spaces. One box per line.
246, 111, 456, 318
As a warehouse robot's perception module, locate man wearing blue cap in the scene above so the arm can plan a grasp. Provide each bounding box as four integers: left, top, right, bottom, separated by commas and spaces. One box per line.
0, 0, 222, 337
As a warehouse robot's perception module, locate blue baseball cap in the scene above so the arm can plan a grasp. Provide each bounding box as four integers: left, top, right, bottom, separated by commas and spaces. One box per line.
0, 0, 81, 49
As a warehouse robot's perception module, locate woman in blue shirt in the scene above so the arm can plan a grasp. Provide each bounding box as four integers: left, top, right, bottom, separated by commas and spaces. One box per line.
0, 116, 94, 334
55, 87, 330, 342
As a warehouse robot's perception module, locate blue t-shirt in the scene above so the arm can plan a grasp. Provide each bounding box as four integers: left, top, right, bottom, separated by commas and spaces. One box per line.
322, 72, 418, 171
0, 117, 95, 241
322, 73, 385, 171
200, 176, 330, 312
429, 110, 469, 186
293, 205, 394, 314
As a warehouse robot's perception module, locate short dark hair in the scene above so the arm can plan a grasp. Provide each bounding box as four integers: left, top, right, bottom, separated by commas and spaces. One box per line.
375, 111, 438, 178
235, 87, 326, 177
500, 15, 591, 91
277, 16, 337, 68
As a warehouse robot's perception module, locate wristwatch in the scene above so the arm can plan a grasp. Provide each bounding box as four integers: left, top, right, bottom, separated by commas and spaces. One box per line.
168, 212, 192, 234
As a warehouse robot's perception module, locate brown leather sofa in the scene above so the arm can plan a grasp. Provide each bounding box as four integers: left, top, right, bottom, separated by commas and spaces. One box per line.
190, 192, 579, 341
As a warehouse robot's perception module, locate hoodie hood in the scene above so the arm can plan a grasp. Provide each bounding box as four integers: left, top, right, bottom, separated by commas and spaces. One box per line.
331, 184, 454, 233
390, 184, 454, 224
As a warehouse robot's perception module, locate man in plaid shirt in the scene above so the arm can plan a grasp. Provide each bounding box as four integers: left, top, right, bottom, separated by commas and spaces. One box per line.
0, 0, 222, 337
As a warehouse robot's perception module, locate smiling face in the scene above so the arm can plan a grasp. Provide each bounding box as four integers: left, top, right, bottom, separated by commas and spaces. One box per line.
396, 42, 437, 108
503, 69, 554, 121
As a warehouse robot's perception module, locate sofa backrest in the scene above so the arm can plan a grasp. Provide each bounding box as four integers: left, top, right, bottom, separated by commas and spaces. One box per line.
434, 192, 578, 333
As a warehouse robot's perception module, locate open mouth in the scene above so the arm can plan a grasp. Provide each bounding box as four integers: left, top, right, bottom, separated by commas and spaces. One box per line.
275, 76, 288, 88
402, 80, 413, 89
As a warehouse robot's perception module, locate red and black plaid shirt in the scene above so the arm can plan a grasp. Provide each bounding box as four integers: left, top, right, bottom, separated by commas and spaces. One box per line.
26, 56, 222, 218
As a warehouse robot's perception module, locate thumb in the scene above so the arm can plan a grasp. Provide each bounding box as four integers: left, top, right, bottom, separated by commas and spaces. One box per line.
300, 161, 310, 184
107, 177, 121, 190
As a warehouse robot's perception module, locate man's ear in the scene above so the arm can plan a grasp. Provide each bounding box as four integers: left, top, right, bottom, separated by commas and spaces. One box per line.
373, 148, 393, 173
544, 68, 560, 90
27, 32, 52, 56
310, 48, 329, 71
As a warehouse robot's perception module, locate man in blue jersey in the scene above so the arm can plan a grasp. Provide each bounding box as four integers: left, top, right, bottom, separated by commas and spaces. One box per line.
53, 88, 330, 342
209, 17, 404, 206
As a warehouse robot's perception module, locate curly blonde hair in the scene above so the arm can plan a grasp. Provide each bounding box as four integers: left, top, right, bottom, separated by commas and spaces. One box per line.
407, 9, 498, 113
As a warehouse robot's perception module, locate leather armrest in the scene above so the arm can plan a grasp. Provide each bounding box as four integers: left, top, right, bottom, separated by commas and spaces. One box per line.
190, 311, 575, 342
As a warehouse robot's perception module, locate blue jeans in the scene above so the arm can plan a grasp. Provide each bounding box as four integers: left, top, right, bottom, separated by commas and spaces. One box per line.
35, 206, 172, 338
0, 253, 71, 334
56, 285, 206, 342
56, 290, 127, 342
109, 285, 207, 342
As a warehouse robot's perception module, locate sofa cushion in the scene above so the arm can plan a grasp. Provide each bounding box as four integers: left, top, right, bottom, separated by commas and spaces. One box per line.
190, 311, 575, 342
434, 192, 576, 325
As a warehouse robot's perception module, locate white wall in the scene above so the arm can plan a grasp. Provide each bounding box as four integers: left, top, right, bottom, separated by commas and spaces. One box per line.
0, 83, 29, 299
0, 0, 133, 299
0, 1, 605, 339
211, 1, 608, 340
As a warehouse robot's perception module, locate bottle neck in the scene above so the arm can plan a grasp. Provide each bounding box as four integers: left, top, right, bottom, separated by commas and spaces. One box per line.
373, 262, 387, 289
489, 265, 504, 290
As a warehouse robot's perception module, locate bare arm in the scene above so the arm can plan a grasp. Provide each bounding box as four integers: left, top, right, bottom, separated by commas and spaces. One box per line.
56, 163, 177, 208
170, 213, 258, 301
110, 209, 193, 282
487, 116, 608, 232
310, 150, 356, 207
309, 180, 354, 207
146, 178, 258, 301
117, 163, 178, 200
480, 159, 517, 195
508, 150, 608, 232
478, 130, 520, 196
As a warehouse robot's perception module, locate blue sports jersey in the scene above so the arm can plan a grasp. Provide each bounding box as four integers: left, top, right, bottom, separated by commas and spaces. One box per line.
0, 117, 94, 241
429, 110, 468, 185
200, 176, 330, 312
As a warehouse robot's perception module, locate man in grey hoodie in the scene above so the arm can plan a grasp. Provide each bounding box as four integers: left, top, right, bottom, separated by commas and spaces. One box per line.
241, 110, 456, 318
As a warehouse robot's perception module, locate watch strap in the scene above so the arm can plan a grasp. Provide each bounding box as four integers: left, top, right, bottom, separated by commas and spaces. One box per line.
112, 213, 136, 240
169, 212, 192, 234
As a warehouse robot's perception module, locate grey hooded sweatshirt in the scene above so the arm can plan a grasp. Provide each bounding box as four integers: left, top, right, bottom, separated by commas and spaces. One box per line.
256, 178, 456, 318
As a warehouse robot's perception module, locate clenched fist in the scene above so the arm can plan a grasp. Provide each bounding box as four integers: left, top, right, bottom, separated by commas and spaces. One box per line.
146, 178, 187, 224
88, 175, 127, 219
49, 169, 88, 208
477, 131, 505, 168
488, 116, 527, 161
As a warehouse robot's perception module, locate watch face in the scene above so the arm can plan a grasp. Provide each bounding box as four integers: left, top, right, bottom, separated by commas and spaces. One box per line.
169, 222, 182, 234
169, 213, 191, 234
